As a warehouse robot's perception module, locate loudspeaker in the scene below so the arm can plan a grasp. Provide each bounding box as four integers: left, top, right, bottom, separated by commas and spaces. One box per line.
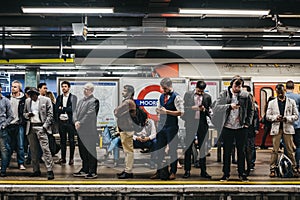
72, 23, 88, 41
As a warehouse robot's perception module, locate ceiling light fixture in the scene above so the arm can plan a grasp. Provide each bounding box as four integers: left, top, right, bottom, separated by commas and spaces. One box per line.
21, 7, 114, 14
179, 8, 270, 16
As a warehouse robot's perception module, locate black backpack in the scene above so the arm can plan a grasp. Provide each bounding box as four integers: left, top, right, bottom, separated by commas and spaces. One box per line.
131, 104, 147, 132
276, 154, 294, 178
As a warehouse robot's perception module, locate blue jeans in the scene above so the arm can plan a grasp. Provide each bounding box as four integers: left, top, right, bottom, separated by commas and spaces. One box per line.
107, 137, 121, 160
7, 125, 25, 165
0, 129, 10, 173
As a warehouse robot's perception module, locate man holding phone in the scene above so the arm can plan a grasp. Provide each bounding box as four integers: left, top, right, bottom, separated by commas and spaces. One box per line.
266, 84, 299, 177
214, 75, 253, 182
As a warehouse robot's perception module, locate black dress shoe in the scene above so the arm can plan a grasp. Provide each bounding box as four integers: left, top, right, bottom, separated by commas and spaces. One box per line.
150, 171, 160, 179
201, 172, 212, 179
47, 171, 55, 180
0, 172, 7, 177
183, 171, 191, 178
118, 172, 133, 179
29, 171, 41, 177
117, 171, 125, 176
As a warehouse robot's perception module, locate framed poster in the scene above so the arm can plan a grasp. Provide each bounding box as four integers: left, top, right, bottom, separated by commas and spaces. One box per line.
57, 77, 119, 127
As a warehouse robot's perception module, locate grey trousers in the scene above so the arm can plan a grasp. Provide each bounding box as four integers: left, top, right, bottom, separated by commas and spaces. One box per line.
27, 127, 53, 172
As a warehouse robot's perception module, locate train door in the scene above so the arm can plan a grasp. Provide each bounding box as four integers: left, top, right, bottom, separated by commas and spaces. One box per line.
254, 82, 276, 147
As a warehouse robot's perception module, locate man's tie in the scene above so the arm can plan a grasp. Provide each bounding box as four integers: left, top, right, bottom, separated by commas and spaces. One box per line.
164, 95, 168, 104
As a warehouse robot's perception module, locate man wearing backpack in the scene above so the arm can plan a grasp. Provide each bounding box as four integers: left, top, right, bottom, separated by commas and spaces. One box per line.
114, 85, 136, 179
267, 83, 299, 178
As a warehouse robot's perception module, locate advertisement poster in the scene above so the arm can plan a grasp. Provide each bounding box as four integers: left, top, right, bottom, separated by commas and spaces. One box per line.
57, 78, 119, 127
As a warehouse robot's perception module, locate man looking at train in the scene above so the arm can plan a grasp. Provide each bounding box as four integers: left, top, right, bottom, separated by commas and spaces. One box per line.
267, 83, 299, 177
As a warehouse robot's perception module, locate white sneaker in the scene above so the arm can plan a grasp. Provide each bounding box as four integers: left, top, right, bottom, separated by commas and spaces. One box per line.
19, 164, 26, 170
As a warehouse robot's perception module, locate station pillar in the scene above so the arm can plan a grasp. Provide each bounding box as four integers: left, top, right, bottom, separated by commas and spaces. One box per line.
25, 67, 40, 88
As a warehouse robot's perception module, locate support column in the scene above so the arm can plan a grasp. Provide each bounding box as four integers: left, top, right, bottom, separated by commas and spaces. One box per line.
25, 67, 40, 88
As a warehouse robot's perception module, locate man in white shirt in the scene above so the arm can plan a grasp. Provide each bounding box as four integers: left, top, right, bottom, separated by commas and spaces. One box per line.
24, 88, 54, 180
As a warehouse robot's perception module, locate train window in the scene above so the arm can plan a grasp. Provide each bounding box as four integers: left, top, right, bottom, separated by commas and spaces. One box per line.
260, 87, 273, 117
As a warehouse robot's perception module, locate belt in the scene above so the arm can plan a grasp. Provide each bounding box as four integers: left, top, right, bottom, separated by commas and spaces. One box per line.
31, 123, 43, 127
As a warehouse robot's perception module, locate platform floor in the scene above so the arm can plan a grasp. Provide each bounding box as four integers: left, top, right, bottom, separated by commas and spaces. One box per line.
2, 146, 300, 184
1, 147, 300, 200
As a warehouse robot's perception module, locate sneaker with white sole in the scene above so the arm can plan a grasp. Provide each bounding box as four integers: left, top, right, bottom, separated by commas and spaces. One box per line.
19, 164, 26, 170
73, 170, 88, 177
85, 173, 97, 179
220, 175, 229, 182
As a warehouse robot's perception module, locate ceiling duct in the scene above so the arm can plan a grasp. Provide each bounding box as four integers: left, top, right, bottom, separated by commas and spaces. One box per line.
142, 18, 166, 32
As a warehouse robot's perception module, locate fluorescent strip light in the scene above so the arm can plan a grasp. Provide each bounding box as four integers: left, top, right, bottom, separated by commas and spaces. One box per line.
1, 45, 32, 49
113, 71, 138, 75
40, 66, 76, 70
167, 45, 222, 50
70, 45, 127, 49
262, 46, 300, 50
21, 7, 114, 14
0, 66, 16, 69
179, 8, 269, 16
100, 66, 136, 70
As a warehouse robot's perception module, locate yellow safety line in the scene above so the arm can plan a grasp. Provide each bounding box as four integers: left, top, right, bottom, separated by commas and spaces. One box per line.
1, 180, 300, 185
0, 58, 74, 64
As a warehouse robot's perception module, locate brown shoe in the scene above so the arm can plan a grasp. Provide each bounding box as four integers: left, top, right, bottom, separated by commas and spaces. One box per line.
169, 173, 176, 180
54, 158, 66, 165
150, 171, 160, 179
269, 171, 276, 178
69, 159, 74, 165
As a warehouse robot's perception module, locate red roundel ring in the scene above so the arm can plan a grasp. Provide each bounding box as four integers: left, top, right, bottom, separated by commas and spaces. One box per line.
137, 85, 162, 121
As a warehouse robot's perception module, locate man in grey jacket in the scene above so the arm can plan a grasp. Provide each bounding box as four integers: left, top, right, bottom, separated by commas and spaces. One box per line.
0, 84, 14, 177
213, 76, 253, 182
23, 87, 54, 180
73, 82, 99, 179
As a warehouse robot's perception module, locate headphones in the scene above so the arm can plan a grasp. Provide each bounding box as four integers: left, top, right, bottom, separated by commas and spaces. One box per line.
230, 76, 244, 87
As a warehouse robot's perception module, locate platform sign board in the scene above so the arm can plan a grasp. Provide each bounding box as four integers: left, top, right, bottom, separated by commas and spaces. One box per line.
121, 77, 188, 128
189, 80, 219, 103
57, 78, 119, 127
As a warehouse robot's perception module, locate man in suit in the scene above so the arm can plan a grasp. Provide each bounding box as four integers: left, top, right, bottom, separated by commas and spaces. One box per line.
55, 80, 77, 165
267, 83, 299, 177
182, 81, 212, 179
73, 82, 99, 179
23, 87, 54, 180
